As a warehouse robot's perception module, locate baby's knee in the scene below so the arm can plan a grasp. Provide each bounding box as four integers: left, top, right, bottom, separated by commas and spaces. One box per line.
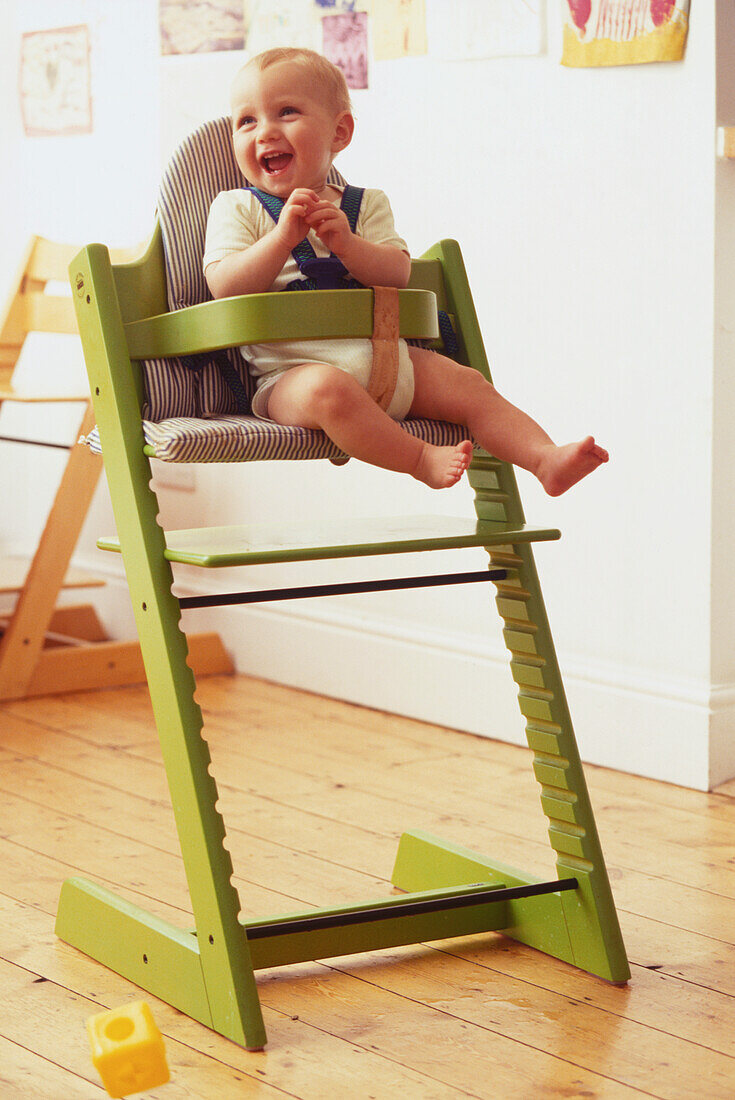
297, 363, 358, 418
455, 362, 493, 399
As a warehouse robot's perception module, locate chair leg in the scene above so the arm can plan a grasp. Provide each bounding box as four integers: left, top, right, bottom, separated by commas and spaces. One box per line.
54, 542, 266, 1048
0, 403, 101, 699
469, 454, 630, 982
57, 247, 263, 1048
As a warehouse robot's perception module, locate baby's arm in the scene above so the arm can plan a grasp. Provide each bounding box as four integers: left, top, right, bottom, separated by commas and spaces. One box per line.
206, 189, 318, 299
339, 233, 411, 288
306, 201, 411, 288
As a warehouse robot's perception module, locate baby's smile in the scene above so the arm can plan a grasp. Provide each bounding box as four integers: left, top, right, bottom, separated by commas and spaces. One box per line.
262, 151, 293, 175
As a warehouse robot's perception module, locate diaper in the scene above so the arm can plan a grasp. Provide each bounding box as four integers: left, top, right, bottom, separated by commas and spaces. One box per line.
246, 337, 415, 422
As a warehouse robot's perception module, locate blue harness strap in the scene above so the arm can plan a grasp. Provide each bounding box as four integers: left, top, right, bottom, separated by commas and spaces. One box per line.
247, 185, 365, 290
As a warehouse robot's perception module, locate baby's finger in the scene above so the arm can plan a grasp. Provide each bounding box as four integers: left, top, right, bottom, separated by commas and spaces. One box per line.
306, 206, 340, 225
289, 189, 319, 208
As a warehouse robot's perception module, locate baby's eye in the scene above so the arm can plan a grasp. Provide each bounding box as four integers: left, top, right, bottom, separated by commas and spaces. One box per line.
279, 106, 299, 118
237, 114, 256, 128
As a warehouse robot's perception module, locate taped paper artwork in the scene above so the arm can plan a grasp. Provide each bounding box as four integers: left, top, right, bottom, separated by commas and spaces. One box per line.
562, 0, 689, 67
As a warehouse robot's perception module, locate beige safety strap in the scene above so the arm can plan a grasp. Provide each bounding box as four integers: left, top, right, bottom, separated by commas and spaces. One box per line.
367, 285, 400, 412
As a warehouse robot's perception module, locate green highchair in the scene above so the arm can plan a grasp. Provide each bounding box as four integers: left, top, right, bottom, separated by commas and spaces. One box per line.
55, 117, 629, 1051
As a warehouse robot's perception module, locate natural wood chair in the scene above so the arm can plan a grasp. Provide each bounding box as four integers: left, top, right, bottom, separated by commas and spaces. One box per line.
0, 235, 232, 700
56, 118, 629, 1051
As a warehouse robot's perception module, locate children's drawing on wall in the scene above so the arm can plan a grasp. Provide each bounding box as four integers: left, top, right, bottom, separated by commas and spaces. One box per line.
322, 12, 369, 89
427, 0, 543, 61
19, 25, 92, 138
244, 0, 322, 55
313, 0, 366, 10
562, 0, 689, 66
372, 0, 427, 61
211, 0, 544, 83
159, 0, 246, 55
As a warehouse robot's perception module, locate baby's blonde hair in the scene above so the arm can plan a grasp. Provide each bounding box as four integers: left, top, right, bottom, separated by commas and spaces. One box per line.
243, 48, 352, 114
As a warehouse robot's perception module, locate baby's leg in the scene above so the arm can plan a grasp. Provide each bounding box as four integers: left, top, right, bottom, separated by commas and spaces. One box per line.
408, 348, 608, 496
266, 362, 472, 488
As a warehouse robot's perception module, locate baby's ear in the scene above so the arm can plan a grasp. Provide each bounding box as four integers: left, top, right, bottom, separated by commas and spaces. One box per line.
333, 111, 355, 153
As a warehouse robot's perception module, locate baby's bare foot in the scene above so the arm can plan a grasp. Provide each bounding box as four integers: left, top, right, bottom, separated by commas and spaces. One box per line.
536, 436, 608, 497
413, 439, 473, 489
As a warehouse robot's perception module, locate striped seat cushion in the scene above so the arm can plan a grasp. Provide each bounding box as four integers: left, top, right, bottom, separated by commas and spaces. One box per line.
85, 416, 470, 464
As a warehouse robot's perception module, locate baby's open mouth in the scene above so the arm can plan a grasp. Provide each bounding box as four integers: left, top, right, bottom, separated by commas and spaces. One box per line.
262, 152, 293, 174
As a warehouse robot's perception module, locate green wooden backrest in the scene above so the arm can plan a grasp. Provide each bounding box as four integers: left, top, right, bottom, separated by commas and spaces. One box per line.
106, 223, 168, 323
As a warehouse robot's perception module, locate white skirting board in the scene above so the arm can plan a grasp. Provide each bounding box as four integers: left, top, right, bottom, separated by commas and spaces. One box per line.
188, 595, 730, 793
80, 562, 732, 791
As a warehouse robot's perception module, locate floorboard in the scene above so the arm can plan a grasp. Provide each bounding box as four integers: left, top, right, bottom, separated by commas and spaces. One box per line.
2, 674, 735, 1098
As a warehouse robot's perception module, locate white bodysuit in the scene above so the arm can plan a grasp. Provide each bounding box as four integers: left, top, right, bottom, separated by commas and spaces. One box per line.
203, 186, 415, 420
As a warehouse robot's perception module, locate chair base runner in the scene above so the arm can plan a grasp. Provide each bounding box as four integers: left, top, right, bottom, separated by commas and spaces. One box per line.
0, 628, 232, 700
56, 828, 625, 1050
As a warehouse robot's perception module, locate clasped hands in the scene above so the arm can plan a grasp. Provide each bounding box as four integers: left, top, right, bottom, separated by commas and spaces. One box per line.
274, 188, 352, 256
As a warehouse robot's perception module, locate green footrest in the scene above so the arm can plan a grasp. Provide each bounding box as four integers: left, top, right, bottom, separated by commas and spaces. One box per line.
98, 515, 560, 567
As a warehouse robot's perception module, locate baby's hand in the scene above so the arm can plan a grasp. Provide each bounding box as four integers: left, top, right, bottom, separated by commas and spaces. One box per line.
305, 201, 352, 256
275, 189, 320, 250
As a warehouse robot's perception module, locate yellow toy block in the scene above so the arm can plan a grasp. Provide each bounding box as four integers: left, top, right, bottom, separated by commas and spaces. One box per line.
87, 1000, 170, 1098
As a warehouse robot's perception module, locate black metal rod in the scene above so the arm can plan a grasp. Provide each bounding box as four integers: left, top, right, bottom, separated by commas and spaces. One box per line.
178, 568, 507, 610
0, 435, 72, 451
245, 878, 578, 940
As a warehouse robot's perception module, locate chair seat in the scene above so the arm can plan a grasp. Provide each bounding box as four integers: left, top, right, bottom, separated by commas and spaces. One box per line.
84, 413, 471, 463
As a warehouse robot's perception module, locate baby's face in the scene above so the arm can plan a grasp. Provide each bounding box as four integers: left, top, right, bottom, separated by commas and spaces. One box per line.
231, 61, 350, 198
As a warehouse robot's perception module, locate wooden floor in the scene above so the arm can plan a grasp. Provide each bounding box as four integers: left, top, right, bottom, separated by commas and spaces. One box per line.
2, 674, 735, 1098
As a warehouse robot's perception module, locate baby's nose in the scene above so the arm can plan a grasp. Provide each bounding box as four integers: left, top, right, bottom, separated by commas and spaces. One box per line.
258, 117, 281, 139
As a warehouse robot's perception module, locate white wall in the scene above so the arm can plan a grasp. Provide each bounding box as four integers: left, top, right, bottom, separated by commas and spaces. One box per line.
2, 2, 730, 789
712, 0, 735, 784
